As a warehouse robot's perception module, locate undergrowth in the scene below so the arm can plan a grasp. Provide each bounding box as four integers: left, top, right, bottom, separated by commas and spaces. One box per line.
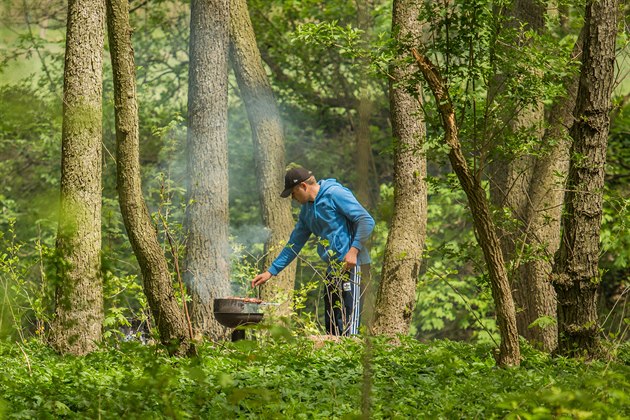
0, 335, 628, 419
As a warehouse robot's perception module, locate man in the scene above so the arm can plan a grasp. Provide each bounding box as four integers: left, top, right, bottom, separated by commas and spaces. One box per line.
252, 166, 375, 336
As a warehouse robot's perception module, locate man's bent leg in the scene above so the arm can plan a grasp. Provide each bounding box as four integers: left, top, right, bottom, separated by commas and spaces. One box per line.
324, 274, 342, 335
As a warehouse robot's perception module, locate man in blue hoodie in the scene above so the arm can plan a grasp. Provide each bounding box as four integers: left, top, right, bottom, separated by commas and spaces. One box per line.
252, 166, 375, 336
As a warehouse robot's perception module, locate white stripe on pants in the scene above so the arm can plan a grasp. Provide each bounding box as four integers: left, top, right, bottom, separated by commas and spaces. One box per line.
324, 265, 361, 336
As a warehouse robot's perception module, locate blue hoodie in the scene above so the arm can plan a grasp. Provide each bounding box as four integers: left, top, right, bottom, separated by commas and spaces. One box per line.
268, 179, 375, 276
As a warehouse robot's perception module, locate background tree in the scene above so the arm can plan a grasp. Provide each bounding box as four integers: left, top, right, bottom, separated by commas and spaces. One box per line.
515, 31, 584, 351
486, 0, 557, 351
48, 0, 105, 356
229, 0, 295, 315
552, 0, 619, 358
185, 0, 231, 338
107, 0, 193, 355
354, 0, 376, 209
414, 48, 521, 366
372, 0, 428, 337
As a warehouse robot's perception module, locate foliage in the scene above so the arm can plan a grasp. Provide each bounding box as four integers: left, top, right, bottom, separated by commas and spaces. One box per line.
602, 102, 630, 269
413, 0, 582, 167
0, 337, 628, 418
0, 83, 62, 236
248, 0, 394, 191
0, 216, 55, 341
413, 177, 497, 342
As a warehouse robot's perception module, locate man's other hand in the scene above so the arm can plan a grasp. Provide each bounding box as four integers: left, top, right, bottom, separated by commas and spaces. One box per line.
343, 247, 359, 271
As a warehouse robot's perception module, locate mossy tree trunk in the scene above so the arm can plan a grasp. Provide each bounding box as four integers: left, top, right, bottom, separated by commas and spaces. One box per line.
372, 0, 428, 337
50, 0, 105, 356
107, 0, 193, 356
517, 33, 584, 352
552, 0, 618, 358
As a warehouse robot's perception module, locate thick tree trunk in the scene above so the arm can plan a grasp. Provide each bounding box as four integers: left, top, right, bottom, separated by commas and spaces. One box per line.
413, 49, 520, 366
372, 0, 427, 337
107, 0, 193, 356
552, 0, 618, 358
229, 0, 295, 316
185, 0, 231, 339
50, 0, 104, 356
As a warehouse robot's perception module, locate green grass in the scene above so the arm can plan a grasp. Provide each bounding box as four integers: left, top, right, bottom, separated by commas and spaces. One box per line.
0, 335, 628, 419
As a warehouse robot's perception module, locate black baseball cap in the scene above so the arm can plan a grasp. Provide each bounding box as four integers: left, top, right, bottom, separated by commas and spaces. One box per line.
281, 167, 312, 198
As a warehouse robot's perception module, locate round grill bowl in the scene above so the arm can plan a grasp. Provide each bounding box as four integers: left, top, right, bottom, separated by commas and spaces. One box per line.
214, 312, 264, 329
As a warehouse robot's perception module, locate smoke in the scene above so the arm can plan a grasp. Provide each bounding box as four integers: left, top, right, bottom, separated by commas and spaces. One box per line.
229, 224, 270, 296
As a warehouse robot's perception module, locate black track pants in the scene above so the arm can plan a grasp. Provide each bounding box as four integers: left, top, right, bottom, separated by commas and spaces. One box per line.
324, 265, 361, 336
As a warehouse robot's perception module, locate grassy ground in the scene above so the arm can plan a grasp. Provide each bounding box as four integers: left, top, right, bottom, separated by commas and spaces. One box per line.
0, 334, 628, 419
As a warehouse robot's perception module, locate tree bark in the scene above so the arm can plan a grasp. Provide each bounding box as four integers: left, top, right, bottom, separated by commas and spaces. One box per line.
496, 2, 547, 350
486, 0, 560, 351
50, 0, 105, 356
517, 33, 584, 352
372, 0, 427, 337
185, 0, 231, 339
413, 49, 520, 367
354, 0, 375, 209
229, 0, 295, 316
552, 0, 618, 358
107, 0, 193, 356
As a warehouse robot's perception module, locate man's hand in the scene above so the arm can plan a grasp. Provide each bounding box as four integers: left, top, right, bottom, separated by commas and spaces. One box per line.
252, 271, 272, 288
343, 247, 359, 271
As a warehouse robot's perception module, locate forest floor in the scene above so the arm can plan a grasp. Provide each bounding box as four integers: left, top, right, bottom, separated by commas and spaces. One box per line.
0, 333, 628, 418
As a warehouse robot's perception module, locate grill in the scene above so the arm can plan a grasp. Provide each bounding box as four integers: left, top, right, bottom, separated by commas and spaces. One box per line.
213, 297, 265, 341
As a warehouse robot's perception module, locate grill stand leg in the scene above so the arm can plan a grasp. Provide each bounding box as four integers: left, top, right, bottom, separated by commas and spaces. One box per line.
231, 328, 246, 342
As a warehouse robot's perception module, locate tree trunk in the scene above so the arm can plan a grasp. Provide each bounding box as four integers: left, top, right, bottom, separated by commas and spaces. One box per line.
552, 0, 618, 358
517, 33, 584, 352
372, 0, 427, 337
354, 0, 375, 210
185, 0, 231, 339
355, 91, 374, 209
229, 0, 295, 316
106, 0, 193, 356
413, 49, 520, 367
50, 0, 104, 356
488, 0, 560, 352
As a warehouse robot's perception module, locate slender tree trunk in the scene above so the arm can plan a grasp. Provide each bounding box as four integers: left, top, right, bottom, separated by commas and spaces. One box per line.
372, 0, 427, 337
354, 0, 375, 209
50, 0, 104, 356
355, 91, 374, 209
106, 0, 193, 356
552, 0, 618, 358
229, 0, 295, 315
185, 0, 231, 339
413, 49, 520, 366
